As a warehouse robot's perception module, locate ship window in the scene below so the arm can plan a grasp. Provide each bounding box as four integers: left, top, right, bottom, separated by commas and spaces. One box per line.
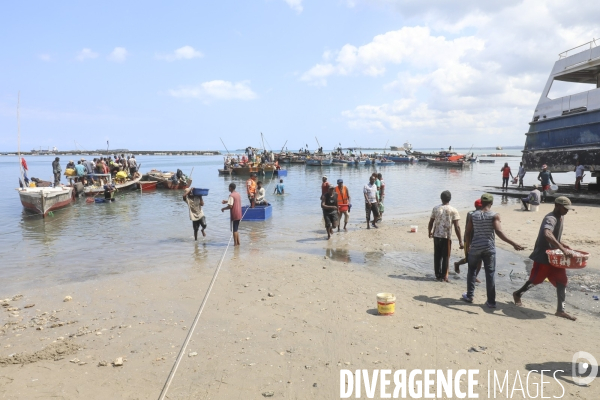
547, 79, 595, 99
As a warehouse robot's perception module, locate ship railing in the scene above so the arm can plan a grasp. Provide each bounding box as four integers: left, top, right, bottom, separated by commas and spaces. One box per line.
558, 39, 598, 59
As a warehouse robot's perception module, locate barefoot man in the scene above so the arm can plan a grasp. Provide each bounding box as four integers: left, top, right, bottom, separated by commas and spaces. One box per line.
428, 190, 463, 282
321, 185, 338, 239
454, 199, 482, 282
335, 178, 350, 231
221, 183, 242, 246
513, 196, 577, 321
183, 188, 207, 241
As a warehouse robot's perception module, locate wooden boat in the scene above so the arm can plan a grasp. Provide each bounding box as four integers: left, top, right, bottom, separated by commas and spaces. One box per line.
290, 157, 306, 164
163, 178, 192, 190
389, 156, 418, 163
137, 181, 158, 190
231, 164, 275, 176
374, 159, 395, 165
427, 159, 470, 168
83, 174, 142, 195
306, 157, 333, 166
17, 186, 75, 217
354, 159, 367, 166
218, 168, 232, 175
479, 159, 496, 163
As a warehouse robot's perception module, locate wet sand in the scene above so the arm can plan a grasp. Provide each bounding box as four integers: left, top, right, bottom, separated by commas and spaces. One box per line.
1, 203, 599, 399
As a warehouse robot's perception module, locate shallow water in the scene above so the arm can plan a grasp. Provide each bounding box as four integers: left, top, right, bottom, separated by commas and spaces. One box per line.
0, 150, 583, 293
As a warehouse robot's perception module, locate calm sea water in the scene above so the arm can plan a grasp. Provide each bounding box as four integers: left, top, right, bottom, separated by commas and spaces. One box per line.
0, 151, 579, 293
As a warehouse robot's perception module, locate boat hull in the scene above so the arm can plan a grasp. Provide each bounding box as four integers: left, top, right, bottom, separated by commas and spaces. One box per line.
162, 178, 192, 190
231, 166, 275, 176
84, 176, 142, 195
137, 181, 158, 190
18, 187, 74, 216
427, 160, 470, 168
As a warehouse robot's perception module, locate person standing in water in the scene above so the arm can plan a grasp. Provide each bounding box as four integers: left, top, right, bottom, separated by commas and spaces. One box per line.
513, 196, 577, 321
274, 179, 285, 195
321, 185, 338, 239
183, 188, 207, 240
221, 183, 242, 246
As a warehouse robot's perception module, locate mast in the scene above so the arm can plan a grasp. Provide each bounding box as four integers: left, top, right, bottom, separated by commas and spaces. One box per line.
17, 92, 24, 186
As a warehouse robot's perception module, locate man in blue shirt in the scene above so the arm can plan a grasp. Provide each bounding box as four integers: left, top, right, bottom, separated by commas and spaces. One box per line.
537, 164, 555, 203
274, 179, 285, 195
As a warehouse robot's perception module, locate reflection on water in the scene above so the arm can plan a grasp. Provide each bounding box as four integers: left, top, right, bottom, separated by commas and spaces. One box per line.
2, 152, 544, 292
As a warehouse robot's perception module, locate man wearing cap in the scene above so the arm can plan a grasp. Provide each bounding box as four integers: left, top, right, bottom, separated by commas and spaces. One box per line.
321, 176, 329, 200
537, 164, 555, 203
246, 173, 257, 208
454, 199, 483, 280
428, 190, 463, 281
513, 196, 577, 321
335, 178, 351, 231
462, 193, 524, 307
52, 157, 62, 187
520, 184, 541, 211
321, 185, 339, 239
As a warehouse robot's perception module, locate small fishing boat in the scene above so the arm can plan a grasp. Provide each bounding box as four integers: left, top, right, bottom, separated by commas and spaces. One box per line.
146, 169, 192, 188
83, 174, 142, 195
479, 159, 496, 164
218, 168, 232, 175
241, 204, 273, 221
354, 159, 367, 166
290, 157, 306, 164
17, 186, 75, 217
162, 177, 192, 190
374, 158, 395, 166
427, 159, 470, 168
306, 157, 333, 166
231, 164, 276, 176
389, 156, 418, 163
137, 181, 158, 190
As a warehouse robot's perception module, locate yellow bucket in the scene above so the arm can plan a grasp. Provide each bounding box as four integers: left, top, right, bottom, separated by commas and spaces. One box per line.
377, 293, 395, 316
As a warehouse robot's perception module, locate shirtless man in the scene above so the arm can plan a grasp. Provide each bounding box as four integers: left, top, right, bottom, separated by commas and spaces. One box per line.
513, 196, 577, 321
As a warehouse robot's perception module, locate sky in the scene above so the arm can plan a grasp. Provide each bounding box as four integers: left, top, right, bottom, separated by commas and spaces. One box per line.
1, 0, 599, 152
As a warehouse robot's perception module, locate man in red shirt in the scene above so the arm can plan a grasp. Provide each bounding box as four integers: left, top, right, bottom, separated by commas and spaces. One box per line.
500, 163, 513, 190
221, 183, 243, 246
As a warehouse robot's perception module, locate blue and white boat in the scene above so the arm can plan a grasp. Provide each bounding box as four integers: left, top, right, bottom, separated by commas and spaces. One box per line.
389, 156, 418, 163
306, 157, 333, 166
523, 39, 600, 185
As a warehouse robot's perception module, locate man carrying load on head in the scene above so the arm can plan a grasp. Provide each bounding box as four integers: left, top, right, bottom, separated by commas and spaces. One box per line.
513, 196, 577, 321
335, 178, 351, 232
183, 187, 207, 241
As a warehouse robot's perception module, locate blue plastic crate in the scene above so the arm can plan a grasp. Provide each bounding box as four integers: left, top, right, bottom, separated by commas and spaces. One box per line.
275, 170, 287, 177
192, 188, 209, 196
241, 204, 272, 221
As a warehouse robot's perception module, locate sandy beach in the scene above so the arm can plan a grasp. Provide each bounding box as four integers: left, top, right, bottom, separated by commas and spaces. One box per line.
1, 202, 599, 399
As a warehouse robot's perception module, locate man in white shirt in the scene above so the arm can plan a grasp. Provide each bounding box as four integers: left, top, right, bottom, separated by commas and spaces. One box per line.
255, 181, 267, 205
574, 160, 585, 192
428, 190, 463, 282
363, 175, 380, 229
517, 162, 526, 189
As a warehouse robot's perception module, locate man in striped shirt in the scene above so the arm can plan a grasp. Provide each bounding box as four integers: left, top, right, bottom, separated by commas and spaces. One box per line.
462, 193, 524, 308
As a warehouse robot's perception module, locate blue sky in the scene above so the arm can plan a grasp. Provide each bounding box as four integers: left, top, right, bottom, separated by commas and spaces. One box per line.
1, 1, 599, 152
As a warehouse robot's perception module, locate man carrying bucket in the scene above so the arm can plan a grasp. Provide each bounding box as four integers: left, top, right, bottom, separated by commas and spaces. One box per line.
513, 196, 576, 321
335, 178, 351, 232
183, 187, 207, 241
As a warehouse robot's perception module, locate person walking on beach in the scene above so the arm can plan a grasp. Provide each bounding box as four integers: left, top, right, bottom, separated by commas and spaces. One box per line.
537, 164, 555, 203
322, 186, 339, 239
221, 183, 242, 246
183, 188, 207, 241
513, 196, 576, 321
377, 173, 385, 221
246, 173, 257, 208
501, 163, 513, 190
363, 175, 380, 229
520, 184, 541, 211
274, 179, 285, 195
52, 157, 62, 187
574, 160, 585, 192
454, 199, 482, 282
335, 178, 350, 231
517, 162, 526, 189
462, 193, 524, 306
428, 191, 463, 282
321, 176, 329, 200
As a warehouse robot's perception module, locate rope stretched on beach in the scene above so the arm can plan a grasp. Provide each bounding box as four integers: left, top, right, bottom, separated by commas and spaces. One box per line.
158, 198, 254, 400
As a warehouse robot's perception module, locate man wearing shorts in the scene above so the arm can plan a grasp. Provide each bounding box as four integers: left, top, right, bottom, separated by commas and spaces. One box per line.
321, 186, 338, 239
537, 164, 555, 203
183, 187, 207, 241
335, 178, 350, 231
513, 196, 576, 321
222, 183, 242, 246
363, 175, 380, 229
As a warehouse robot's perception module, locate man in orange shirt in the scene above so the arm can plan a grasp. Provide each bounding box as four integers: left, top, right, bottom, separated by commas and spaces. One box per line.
246, 173, 257, 208
335, 178, 351, 231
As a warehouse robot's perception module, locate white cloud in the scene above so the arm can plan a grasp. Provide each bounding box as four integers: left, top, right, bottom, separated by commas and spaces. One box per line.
168, 80, 258, 101
76, 48, 99, 61
108, 47, 128, 62
156, 46, 203, 61
284, 0, 303, 13
309, 0, 600, 144
38, 54, 52, 62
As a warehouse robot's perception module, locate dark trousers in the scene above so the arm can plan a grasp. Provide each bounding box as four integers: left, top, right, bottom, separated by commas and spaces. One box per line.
433, 237, 451, 279
365, 202, 379, 221
466, 249, 496, 305
575, 176, 582, 191
53, 172, 61, 186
